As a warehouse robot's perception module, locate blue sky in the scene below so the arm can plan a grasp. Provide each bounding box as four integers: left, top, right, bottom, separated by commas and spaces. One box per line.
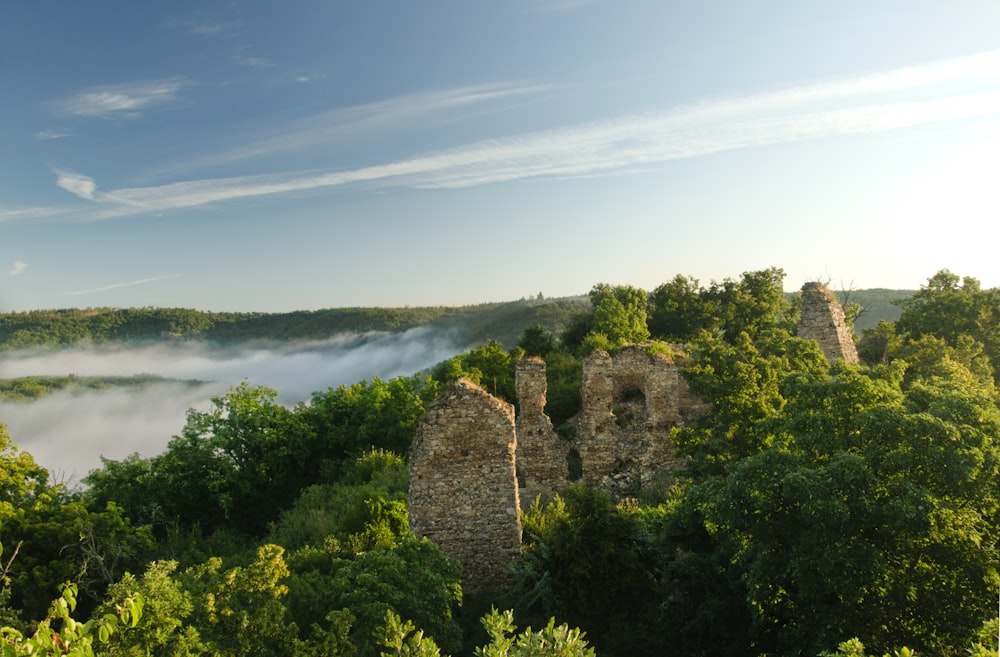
3, 1, 1000, 312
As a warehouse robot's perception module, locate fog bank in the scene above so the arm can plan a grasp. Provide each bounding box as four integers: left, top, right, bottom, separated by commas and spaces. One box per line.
0, 328, 465, 479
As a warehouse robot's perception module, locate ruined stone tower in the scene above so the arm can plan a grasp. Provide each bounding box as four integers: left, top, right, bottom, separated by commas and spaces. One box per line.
797, 282, 860, 364
408, 378, 522, 594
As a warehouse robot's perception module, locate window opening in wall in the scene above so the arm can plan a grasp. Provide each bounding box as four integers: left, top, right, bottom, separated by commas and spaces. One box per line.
567, 448, 583, 482
613, 386, 646, 428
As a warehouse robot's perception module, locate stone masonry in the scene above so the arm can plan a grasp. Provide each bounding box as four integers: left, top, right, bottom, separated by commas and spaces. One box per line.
410, 281, 853, 592
797, 282, 860, 364
410, 346, 706, 592
408, 378, 522, 594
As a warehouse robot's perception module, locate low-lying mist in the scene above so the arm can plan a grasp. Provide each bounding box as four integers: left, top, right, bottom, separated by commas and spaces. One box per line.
0, 327, 466, 481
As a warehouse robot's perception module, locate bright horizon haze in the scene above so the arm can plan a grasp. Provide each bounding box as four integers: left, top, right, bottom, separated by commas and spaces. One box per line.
3, 1, 1000, 312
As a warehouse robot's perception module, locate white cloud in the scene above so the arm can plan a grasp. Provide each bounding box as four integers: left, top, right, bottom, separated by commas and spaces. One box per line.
55, 170, 98, 200
234, 55, 273, 69
9, 261, 27, 276
36, 50, 1000, 220
149, 82, 550, 177
36, 129, 72, 140
49, 77, 191, 118
171, 18, 241, 37
64, 274, 180, 296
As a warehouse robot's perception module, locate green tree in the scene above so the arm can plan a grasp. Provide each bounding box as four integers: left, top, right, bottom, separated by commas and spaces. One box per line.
517, 325, 556, 359
647, 275, 715, 342
695, 360, 1000, 656
510, 488, 658, 656
432, 340, 515, 403
475, 608, 596, 657
269, 449, 409, 552
587, 284, 649, 349
98, 560, 205, 657
286, 539, 462, 657
0, 578, 143, 657
707, 267, 794, 342
895, 269, 1000, 383
180, 544, 297, 657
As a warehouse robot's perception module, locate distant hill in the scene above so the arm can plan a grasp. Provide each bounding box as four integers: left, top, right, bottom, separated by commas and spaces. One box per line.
0, 297, 590, 352
0, 288, 911, 354
832, 288, 913, 334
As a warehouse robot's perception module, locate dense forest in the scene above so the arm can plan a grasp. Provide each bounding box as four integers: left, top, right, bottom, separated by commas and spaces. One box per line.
2, 268, 997, 656
0, 297, 590, 355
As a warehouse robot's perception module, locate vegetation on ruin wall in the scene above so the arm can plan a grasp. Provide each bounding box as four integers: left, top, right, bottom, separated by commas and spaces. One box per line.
3, 268, 1000, 656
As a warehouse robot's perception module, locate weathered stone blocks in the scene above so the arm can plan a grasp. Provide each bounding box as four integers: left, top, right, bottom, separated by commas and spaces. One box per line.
797, 282, 859, 364
408, 378, 522, 594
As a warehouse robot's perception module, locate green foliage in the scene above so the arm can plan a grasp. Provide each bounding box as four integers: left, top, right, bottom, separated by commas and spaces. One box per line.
540, 349, 582, 430
0, 375, 193, 402
693, 360, 1000, 656
305, 375, 439, 471
286, 539, 463, 657
510, 488, 658, 655
0, 447, 154, 621
377, 607, 597, 657
648, 275, 716, 342
180, 544, 297, 657
97, 560, 204, 656
676, 329, 829, 470
517, 325, 556, 359
0, 581, 143, 657
0, 298, 589, 353
475, 607, 596, 657
269, 449, 409, 551
85, 376, 431, 542
0, 424, 49, 504
378, 611, 441, 657
896, 269, 1000, 383
432, 340, 515, 403
588, 283, 650, 349
8, 269, 1000, 657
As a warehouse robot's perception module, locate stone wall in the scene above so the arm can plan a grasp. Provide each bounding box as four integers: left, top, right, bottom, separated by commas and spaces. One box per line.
408, 378, 522, 594
576, 346, 703, 494
410, 348, 706, 592
514, 358, 569, 505
797, 282, 860, 364
410, 281, 863, 592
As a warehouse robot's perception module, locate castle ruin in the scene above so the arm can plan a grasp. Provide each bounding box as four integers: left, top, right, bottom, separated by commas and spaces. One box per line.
409, 282, 857, 593
797, 282, 859, 364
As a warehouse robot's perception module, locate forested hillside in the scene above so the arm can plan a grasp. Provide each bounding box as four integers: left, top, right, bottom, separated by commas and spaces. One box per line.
0, 297, 588, 353
1, 268, 997, 657
0, 287, 907, 354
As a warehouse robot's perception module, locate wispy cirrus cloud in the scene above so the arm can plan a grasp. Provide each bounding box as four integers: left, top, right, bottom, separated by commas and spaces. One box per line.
9, 261, 28, 276
234, 55, 273, 69
64, 274, 180, 297
150, 82, 551, 177
36, 129, 72, 140
168, 18, 242, 38
294, 74, 327, 83
42, 50, 1000, 220
0, 205, 69, 224
49, 77, 191, 119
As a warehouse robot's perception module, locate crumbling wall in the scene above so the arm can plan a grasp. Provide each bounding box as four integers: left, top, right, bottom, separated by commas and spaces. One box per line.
576, 346, 697, 493
514, 358, 570, 505
798, 282, 860, 364
408, 378, 521, 594
409, 346, 707, 592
